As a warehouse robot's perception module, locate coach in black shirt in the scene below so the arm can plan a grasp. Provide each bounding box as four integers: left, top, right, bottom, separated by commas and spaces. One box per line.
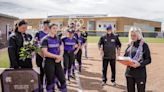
98, 25, 121, 86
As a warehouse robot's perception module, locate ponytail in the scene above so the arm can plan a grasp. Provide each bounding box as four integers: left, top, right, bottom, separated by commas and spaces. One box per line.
14, 23, 18, 32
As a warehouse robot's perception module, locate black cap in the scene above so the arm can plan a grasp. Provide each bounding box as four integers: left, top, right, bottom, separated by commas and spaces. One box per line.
67, 29, 75, 33
76, 29, 80, 32
106, 25, 112, 30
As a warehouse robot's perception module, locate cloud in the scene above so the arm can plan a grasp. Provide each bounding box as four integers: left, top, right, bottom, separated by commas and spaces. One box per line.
0, 0, 164, 30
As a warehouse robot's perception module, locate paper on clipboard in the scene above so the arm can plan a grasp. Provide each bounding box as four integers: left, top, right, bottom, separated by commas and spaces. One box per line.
117, 56, 134, 66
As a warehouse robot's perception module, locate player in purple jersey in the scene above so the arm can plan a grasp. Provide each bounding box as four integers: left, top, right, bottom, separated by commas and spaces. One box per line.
41, 23, 67, 92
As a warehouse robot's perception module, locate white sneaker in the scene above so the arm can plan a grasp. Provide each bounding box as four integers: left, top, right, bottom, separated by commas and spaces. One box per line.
112, 82, 116, 86
101, 81, 106, 86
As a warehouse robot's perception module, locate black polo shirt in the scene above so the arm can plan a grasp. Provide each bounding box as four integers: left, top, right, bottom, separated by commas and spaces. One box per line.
98, 33, 121, 59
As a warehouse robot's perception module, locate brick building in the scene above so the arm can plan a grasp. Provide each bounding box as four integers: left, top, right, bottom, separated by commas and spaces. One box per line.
0, 13, 18, 48
25, 14, 161, 32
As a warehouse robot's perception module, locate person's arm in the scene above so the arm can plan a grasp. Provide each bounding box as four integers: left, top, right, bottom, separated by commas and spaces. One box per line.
124, 45, 130, 57
98, 36, 104, 56
59, 41, 64, 56
139, 43, 151, 67
74, 39, 80, 54
130, 43, 151, 68
115, 35, 122, 56
8, 36, 19, 69
81, 40, 85, 49
86, 32, 88, 37
34, 32, 40, 42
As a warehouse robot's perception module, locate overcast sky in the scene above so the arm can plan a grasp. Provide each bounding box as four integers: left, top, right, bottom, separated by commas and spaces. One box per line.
0, 0, 164, 30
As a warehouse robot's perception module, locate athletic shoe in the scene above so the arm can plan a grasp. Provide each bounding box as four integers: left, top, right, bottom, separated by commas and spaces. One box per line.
111, 82, 116, 86
70, 73, 76, 79
101, 81, 106, 86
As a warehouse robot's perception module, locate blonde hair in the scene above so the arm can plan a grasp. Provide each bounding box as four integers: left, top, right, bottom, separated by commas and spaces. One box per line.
128, 26, 144, 44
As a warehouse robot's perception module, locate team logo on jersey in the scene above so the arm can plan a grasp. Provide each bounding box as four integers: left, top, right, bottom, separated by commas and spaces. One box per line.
111, 39, 115, 42
65, 42, 76, 45
49, 44, 60, 48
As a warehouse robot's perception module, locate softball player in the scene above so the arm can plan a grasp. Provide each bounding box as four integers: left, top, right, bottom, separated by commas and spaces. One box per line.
41, 23, 67, 92
75, 30, 85, 72
62, 29, 79, 82
34, 20, 50, 90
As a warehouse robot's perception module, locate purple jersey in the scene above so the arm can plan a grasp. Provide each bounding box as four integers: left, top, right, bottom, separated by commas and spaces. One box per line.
35, 31, 47, 41
78, 36, 85, 45
74, 32, 78, 39
62, 37, 78, 51
41, 36, 62, 55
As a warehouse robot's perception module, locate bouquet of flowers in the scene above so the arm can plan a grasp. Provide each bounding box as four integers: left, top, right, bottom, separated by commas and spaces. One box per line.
19, 35, 40, 61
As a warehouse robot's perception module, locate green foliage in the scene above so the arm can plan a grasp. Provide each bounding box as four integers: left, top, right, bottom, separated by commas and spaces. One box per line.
19, 40, 40, 61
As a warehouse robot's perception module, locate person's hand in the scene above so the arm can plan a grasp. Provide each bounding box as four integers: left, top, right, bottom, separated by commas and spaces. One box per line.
100, 51, 104, 58
74, 50, 78, 55
117, 48, 121, 56
33, 67, 40, 74
74, 44, 79, 48
130, 61, 141, 68
117, 51, 120, 56
55, 55, 63, 63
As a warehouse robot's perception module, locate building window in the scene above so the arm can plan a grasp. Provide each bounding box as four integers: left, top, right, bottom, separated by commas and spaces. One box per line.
99, 24, 101, 28
104, 24, 106, 28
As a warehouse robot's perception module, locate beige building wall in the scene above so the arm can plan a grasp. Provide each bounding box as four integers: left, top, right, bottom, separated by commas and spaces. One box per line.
24, 17, 161, 32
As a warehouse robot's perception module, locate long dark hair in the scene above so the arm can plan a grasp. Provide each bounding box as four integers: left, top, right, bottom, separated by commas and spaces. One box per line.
14, 20, 28, 32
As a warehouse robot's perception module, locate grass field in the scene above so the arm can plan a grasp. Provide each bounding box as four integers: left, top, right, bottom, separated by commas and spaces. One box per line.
88, 36, 164, 43
0, 49, 9, 68
0, 36, 164, 68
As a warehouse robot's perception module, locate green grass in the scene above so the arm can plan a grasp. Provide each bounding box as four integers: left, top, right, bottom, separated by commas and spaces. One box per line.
88, 36, 164, 43
0, 36, 164, 68
0, 49, 9, 68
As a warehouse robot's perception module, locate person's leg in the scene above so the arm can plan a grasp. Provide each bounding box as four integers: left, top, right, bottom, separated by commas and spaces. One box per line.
77, 49, 82, 72
126, 77, 135, 92
54, 77, 60, 89
63, 52, 69, 77
72, 56, 76, 76
44, 60, 55, 92
36, 53, 43, 67
109, 59, 116, 82
136, 77, 146, 92
102, 59, 109, 83
36, 54, 44, 91
20, 58, 32, 68
68, 52, 75, 81
55, 62, 67, 92
84, 42, 88, 58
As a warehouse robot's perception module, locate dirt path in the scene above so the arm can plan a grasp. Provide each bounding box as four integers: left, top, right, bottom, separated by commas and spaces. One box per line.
0, 43, 164, 92
70, 43, 164, 92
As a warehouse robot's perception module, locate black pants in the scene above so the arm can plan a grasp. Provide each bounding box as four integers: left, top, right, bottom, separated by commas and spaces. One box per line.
75, 49, 82, 72
19, 58, 32, 68
36, 54, 44, 85
102, 59, 116, 82
44, 58, 66, 91
63, 51, 75, 80
126, 76, 146, 92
